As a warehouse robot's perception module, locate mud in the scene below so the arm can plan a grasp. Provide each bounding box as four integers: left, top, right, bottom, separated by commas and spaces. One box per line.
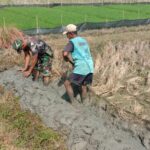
0, 68, 149, 150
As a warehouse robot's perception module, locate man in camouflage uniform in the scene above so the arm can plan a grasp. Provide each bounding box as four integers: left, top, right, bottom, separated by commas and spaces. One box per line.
12, 37, 53, 85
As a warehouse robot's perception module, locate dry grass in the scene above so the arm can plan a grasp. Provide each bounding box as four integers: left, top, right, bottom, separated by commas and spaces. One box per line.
83, 26, 150, 123
0, 27, 25, 71
0, 48, 23, 72
0, 86, 67, 150
0, 27, 24, 49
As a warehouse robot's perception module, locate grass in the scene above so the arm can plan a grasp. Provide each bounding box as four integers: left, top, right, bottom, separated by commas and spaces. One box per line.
0, 0, 150, 3
0, 86, 67, 150
0, 4, 150, 29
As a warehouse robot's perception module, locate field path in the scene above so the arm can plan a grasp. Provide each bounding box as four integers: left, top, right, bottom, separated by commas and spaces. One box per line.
0, 68, 147, 150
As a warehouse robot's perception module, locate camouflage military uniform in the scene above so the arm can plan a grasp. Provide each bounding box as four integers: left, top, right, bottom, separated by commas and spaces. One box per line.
28, 38, 53, 77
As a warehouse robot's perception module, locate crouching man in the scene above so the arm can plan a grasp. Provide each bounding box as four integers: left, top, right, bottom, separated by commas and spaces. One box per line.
12, 37, 53, 85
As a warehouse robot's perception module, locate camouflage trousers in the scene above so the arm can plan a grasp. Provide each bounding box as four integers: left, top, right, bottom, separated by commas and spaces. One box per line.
34, 53, 52, 77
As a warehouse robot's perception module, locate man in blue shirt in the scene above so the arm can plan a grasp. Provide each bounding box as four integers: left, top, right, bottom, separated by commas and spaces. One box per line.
63, 24, 94, 104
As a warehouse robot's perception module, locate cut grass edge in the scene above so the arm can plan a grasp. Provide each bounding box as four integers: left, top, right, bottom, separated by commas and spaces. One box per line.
0, 85, 67, 150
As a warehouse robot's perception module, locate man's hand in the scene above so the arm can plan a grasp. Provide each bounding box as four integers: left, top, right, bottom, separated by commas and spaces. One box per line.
23, 70, 31, 77
63, 52, 74, 66
18, 67, 27, 72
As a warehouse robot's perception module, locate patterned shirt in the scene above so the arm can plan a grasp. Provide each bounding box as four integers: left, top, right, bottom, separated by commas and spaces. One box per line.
26, 37, 53, 58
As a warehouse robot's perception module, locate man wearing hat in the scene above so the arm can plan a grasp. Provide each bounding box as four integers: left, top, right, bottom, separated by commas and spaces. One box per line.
63, 24, 94, 103
12, 37, 53, 85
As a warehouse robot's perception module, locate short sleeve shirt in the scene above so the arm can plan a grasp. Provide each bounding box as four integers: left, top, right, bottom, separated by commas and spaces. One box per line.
27, 38, 46, 55
26, 37, 53, 58
64, 41, 74, 52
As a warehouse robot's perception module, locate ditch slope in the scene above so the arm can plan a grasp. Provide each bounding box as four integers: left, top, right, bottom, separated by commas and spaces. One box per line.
0, 68, 148, 150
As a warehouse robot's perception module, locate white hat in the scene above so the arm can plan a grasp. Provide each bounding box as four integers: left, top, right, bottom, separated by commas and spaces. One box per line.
63, 24, 77, 35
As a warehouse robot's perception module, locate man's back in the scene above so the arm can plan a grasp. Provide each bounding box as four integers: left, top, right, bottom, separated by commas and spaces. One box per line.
70, 36, 94, 75
27, 38, 53, 58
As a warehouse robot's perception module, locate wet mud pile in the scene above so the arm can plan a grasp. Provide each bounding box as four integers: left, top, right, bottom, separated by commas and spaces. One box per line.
0, 68, 149, 150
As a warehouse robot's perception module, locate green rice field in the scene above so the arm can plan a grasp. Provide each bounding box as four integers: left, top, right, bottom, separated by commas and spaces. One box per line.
0, 4, 150, 29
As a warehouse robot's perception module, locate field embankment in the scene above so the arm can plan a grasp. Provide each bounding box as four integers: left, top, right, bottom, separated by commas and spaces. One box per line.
0, 25, 150, 149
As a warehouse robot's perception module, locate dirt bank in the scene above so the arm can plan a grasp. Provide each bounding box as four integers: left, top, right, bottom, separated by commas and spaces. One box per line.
0, 68, 149, 150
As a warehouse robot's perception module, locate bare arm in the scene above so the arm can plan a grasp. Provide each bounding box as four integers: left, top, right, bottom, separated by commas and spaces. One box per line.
63, 51, 74, 66
29, 54, 38, 72
23, 51, 31, 71
23, 54, 38, 77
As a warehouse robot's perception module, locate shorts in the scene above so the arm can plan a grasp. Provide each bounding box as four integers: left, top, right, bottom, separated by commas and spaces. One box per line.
34, 53, 52, 77
69, 73, 93, 86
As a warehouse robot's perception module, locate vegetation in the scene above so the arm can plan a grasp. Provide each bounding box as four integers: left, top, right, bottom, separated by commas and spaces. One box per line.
0, 4, 150, 29
0, 86, 67, 150
0, 0, 150, 4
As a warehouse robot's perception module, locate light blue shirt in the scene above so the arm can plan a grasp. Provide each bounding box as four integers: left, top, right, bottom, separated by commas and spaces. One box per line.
70, 37, 94, 75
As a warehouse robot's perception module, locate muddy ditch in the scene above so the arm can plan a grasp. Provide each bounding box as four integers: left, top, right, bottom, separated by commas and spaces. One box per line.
0, 67, 149, 150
